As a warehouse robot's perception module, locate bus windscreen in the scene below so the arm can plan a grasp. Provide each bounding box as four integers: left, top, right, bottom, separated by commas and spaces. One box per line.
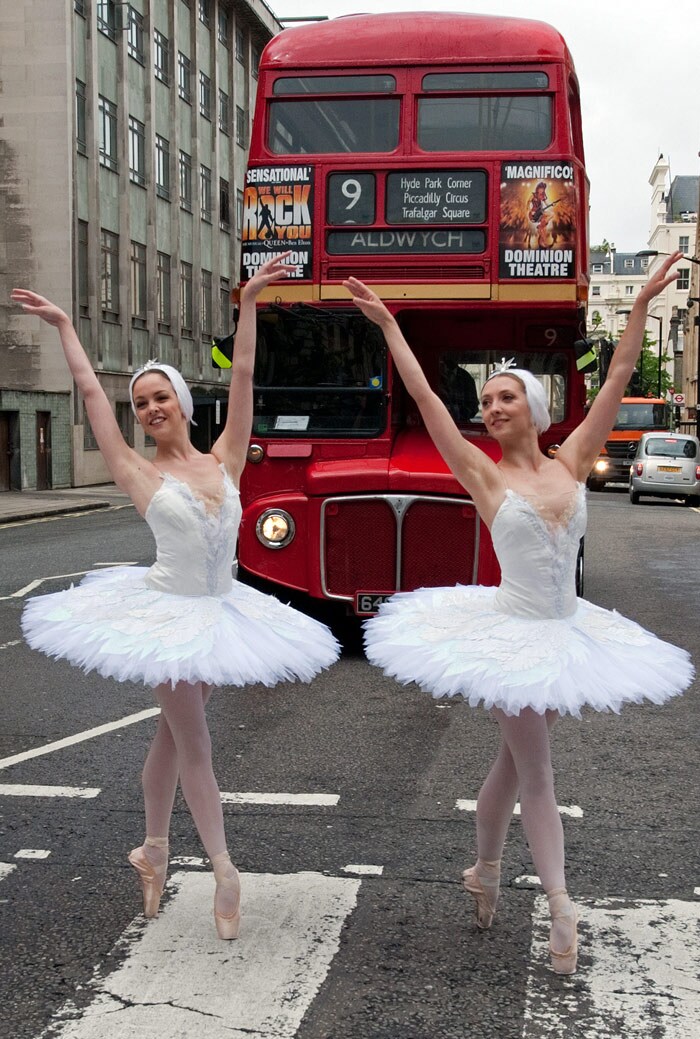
252, 308, 387, 437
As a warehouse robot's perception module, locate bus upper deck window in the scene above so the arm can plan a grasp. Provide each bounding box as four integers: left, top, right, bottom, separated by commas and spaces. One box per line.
269, 99, 400, 155
273, 75, 396, 95
417, 95, 552, 152
422, 72, 549, 91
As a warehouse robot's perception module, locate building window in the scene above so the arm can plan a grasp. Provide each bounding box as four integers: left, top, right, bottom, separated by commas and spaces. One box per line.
201, 270, 212, 336
199, 71, 211, 120
157, 251, 171, 330
116, 401, 134, 446
128, 116, 146, 186
592, 263, 603, 274
154, 29, 170, 85
677, 269, 690, 291
219, 278, 230, 333
679, 235, 689, 255
179, 150, 192, 211
127, 6, 145, 63
591, 285, 600, 297
200, 165, 212, 222
198, 0, 210, 27
178, 52, 192, 103
100, 229, 120, 319
219, 177, 230, 230
74, 0, 86, 16
98, 96, 118, 171
218, 7, 229, 45
625, 284, 634, 296
180, 262, 193, 335
252, 46, 260, 78
235, 105, 246, 147
155, 134, 170, 199
97, 0, 116, 41
640, 257, 649, 270
235, 27, 245, 63
76, 80, 87, 156
78, 219, 89, 316
130, 241, 147, 327
218, 89, 229, 134
623, 258, 634, 269
84, 406, 99, 450
236, 189, 244, 238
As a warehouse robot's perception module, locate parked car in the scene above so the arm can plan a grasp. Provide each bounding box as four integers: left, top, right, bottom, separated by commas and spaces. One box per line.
629, 432, 700, 505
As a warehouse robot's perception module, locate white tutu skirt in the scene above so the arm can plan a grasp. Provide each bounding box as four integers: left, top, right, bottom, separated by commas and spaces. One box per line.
22, 566, 340, 688
364, 585, 694, 718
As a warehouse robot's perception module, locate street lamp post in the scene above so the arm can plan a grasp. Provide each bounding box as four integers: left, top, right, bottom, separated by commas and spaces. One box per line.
647, 313, 663, 398
615, 308, 643, 393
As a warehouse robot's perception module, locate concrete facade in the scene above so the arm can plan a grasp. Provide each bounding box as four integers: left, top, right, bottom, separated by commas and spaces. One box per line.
0, 0, 279, 489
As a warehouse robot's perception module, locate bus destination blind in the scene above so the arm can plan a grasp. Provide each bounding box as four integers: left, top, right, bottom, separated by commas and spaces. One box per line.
386, 170, 486, 224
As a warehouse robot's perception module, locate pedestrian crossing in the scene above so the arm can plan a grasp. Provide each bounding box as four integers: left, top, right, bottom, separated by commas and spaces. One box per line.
3, 858, 693, 1039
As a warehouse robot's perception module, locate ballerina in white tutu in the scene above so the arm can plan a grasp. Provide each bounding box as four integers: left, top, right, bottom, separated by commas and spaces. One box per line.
11, 254, 339, 939
343, 251, 693, 974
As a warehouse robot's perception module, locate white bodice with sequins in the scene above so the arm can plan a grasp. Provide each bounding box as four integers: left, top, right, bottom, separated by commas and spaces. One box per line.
491, 484, 586, 620
144, 466, 241, 597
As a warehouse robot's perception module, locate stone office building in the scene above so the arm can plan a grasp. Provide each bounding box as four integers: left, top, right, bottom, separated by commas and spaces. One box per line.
0, 0, 279, 490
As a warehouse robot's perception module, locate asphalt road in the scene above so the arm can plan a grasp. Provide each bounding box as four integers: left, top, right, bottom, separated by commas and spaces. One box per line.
0, 489, 698, 1039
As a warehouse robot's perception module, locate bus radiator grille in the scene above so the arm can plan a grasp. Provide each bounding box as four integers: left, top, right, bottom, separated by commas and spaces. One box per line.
401, 500, 477, 591
322, 495, 478, 599
323, 498, 397, 597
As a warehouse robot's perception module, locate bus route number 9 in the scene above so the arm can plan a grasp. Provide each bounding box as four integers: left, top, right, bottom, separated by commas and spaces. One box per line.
327, 173, 376, 225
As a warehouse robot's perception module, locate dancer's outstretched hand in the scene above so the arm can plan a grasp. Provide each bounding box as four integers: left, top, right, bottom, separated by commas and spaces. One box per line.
11, 289, 70, 327
241, 252, 294, 301
637, 251, 682, 307
343, 277, 395, 328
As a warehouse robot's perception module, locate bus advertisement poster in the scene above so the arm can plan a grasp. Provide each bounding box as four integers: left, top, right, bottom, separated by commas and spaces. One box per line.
498, 162, 577, 280
241, 165, 313, 280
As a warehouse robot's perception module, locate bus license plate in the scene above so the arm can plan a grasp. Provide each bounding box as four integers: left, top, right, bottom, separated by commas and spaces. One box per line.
658, 465, 681, 472
354, 592, 393, 616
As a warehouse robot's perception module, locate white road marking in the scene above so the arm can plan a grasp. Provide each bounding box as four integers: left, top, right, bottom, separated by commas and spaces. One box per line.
455, 799, 583, 818
41, 870, 360, 1038
170, 856, 207, 868
342, 864, 384, 876
0, 708, 160, 772
0, 504, 134, 530
695, 887, 700, 897
514, 874, 542, 887
0, 784, 100, 799
0, 639, 22, 651
220, 791, 340, 807
0, 563, 137, 602
523, 896, 700, 1038
0, 863, 17, 882
14, 849, 51, 859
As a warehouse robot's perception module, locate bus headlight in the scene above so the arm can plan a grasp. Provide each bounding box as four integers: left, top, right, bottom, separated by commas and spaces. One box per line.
593, 459, 608, 473
256, 509, 296, 549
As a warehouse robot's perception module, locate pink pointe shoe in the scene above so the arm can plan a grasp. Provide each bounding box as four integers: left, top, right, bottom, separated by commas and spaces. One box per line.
462, 858, 501, 930
547, 888, 578, 974
128, 836, 169, 918
212, 852, 241, 940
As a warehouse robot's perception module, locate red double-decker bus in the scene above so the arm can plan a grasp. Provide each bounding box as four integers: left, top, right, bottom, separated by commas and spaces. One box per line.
233, 12, 589, 613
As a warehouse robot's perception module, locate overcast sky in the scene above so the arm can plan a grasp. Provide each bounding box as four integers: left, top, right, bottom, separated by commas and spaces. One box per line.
268, 0, 700, 253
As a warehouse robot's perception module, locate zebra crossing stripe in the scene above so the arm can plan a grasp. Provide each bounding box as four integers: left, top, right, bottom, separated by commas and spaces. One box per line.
37, 870, 360, 1038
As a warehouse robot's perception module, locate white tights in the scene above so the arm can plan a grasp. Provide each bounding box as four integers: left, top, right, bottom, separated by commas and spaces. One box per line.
140, 681, 237, 913
476, 708, 565, 894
